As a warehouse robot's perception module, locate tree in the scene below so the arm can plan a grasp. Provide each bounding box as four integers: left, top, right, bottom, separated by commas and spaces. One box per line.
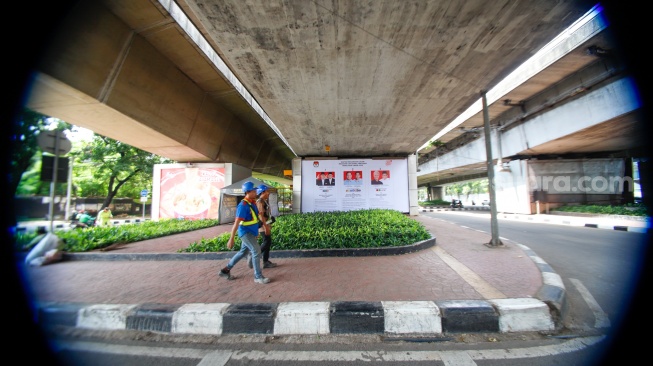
14, 152, 52, 196
72, 135, 175, 209
445, 184, 463, 199
463, 180, 485, 203
10, 109, 50, 195
10, 108, 73, 195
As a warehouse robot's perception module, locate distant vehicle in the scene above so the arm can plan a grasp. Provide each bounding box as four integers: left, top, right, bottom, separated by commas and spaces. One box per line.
482, 199, 490, 206
450, 199, 463, 208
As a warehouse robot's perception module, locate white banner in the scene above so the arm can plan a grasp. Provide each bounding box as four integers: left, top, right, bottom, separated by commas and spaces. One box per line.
301, 158, 409, 213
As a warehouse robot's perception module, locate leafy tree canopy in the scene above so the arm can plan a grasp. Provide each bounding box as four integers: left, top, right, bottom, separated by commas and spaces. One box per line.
14, 108, 175, 210
11, 109, 63, 194
70, 134, 175, 208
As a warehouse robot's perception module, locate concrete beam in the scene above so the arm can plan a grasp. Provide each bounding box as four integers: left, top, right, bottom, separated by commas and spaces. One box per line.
418, 76, 641, 181
26, 0, 294, 175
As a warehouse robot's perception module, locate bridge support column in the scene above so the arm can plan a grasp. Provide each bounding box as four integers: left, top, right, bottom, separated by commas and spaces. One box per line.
408, 154, 419, 216
430, 186, 444, 201
291, 158, 302, 214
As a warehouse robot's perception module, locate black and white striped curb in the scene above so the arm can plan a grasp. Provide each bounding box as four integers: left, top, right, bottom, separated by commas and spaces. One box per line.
15, 218, 152, 234
35, 297, 557, 336
518, 243, 567, 325
420, 206, 490, 212
499, 213, 650, 233
420, 208, 650, 233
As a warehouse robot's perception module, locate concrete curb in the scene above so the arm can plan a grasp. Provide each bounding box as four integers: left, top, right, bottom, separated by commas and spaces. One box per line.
517, 244, 567, 328
499, 213, 650, 233
61, 238, 436, 262
34, 238, 563, 336
420, 206, 490, 212
420, 208, 650, 233
36, 297, 555, 336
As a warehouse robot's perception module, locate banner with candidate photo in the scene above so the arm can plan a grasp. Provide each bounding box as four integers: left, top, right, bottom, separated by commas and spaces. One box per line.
301, 158, 409, 213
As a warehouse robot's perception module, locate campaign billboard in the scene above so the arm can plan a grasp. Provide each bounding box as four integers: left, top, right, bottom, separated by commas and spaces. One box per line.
301, 158, 409, 213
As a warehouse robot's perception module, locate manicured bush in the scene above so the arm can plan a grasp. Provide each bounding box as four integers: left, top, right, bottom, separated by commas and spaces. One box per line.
55, 218, 219, 252
181, 209, 431, 253
418, 200, 450, 206
552, 203, 648, 217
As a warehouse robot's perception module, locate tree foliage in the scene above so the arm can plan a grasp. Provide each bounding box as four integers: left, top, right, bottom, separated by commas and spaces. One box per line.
71, 135, 175, 208
13, 108, 175, 209
10, 109, 52, 194
10, 108, 74, 195
445, 179, 488, 201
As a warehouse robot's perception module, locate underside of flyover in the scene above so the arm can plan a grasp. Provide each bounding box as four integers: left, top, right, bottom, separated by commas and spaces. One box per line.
26, 0, 639, 186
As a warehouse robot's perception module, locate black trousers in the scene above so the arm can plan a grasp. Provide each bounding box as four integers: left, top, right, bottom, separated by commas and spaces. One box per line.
259, 234, 272, 262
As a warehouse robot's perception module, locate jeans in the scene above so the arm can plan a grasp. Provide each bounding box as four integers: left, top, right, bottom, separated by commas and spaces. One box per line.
260, 234, 272, 262
227, 232, 264, 279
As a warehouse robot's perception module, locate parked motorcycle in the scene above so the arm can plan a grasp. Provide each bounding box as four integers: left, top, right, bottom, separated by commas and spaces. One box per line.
69, 211, 95, 229
450, 199, 463, 208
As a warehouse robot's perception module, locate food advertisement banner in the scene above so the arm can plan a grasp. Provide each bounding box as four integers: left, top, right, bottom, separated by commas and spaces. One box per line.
301, 158, 409, 213
153, 165, 226, 220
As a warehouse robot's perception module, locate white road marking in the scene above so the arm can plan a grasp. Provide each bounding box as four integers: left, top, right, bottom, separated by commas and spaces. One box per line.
439, 351, 477, 365
432, 246, 507, 299
54, 336, 607, 363
197, 350, 231, 366
570, 278, 611, 328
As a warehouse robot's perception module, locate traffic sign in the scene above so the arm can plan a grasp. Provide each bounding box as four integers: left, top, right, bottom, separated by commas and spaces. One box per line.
140, 189, 149, 197
37, 130, 71, 155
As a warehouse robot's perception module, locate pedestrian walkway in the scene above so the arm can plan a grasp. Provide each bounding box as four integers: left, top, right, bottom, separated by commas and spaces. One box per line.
19, 212, 647, 337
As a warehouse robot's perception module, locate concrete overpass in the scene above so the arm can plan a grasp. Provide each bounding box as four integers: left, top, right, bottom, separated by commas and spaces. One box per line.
415, 5, 645, 188
26, 0, 621, 184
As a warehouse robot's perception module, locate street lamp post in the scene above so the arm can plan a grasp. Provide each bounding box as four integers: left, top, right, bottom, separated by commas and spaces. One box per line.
481, 91, 503, 247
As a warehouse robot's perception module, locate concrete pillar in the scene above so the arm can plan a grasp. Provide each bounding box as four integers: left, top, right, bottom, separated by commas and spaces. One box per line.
431, 186, 444, 201
292, 158, 302, 214
408, 154, 419, 216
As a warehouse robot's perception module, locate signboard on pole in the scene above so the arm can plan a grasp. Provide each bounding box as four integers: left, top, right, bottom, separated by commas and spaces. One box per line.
40, 156, 69, 183
140, 189, 149, 219
37, 130, 71, 155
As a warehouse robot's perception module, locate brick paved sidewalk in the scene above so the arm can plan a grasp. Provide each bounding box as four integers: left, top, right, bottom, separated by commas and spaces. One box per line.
21, 214, 542, 305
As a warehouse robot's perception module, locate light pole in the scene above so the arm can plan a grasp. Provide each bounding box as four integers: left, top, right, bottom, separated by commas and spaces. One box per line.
481, 91, 503, 247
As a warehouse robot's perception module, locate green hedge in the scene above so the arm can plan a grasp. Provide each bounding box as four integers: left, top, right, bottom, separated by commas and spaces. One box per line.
551, 203, 648, 217
181, 209, 431, 252
14, 209, 431, 253
54, 219, 219, 252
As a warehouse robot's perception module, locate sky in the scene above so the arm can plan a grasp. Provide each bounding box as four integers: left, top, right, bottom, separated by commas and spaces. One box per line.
66, 126, 94, 142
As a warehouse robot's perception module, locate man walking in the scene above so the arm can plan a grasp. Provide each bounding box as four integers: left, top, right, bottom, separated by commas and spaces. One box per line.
248, 184, 277, 269
219, 181, 270, 284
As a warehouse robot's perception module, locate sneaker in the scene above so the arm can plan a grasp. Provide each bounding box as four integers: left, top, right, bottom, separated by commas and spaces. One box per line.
263, 261, 277, 268
254, 277, 270, 284
247, 253, 253, 269
219, 269, 235, 280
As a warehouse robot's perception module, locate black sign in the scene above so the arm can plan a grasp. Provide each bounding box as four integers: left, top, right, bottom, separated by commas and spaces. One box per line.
40, 155, 69, 183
